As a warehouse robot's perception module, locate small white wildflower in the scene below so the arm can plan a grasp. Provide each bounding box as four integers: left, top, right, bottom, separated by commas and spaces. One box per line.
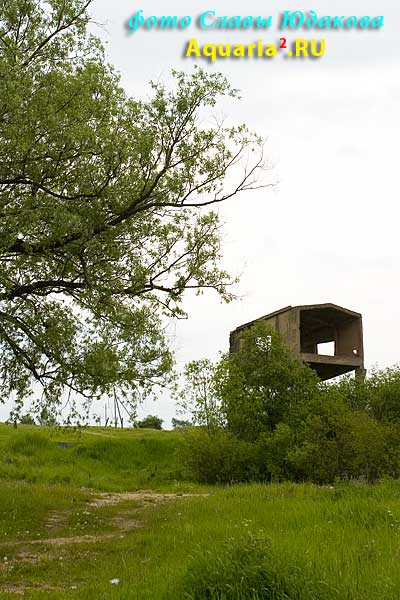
110, 578, 120, 585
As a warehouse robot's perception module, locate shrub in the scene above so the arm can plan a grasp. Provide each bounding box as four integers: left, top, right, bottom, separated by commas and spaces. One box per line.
254, 424, 295, 482
288, 396, 400, 483
347, 412, 395, 482
181, 428, 258, 484
287, 394, 353, 483
137, 415, 163, 430
216, 324, 320, 441
180, 334, 400, 485
362, 367, 400, 423
18, 414, 36, 426
333, 366, 400, 424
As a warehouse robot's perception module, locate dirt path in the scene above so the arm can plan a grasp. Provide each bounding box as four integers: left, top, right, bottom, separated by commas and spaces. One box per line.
0, 490, 210, 594
0, 491, 209, 550
89, 490, 210, 507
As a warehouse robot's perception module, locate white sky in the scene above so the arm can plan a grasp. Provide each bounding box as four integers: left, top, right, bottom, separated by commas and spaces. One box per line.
3, 1, 400, 426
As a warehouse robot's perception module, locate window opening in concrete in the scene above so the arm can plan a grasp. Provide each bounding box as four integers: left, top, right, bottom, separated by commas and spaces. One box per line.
317, 341, 335, 356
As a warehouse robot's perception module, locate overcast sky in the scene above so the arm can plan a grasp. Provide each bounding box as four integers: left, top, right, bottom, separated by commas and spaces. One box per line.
3, 1, 399, 425
90, 0, 400, 424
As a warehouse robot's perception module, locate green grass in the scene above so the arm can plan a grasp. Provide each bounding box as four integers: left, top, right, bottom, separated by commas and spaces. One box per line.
1, 424, 400, 598
0, 423, 192, 492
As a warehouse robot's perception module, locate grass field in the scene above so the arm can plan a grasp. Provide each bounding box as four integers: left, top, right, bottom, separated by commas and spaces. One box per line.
1, 424, 400, 599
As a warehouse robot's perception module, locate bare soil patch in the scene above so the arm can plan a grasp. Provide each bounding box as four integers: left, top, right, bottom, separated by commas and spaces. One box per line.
89, 490, 210, 508
0, 490, 210, 594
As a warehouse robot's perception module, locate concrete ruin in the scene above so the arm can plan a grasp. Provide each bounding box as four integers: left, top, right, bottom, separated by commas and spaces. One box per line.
230, 303, 365, 381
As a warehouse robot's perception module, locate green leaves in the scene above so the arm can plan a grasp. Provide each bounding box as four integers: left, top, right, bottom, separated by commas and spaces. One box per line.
177, 359, 223, 429
0, 1, 266, 416
217, 325, 321, 441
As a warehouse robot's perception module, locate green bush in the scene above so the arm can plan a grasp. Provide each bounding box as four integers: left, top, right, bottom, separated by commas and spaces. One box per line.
137, 415, 163, 429
181, 331, 400, 485
182, 388, 400, 485
18, 414, 36, 426
216, 324, 320, 441
254, 424, 295, 482
333, 366, 400, 424
359, 367, 400, 424
287, 394, 353, 483
181, 428, 257, 484
288, 397, 400, 484
348, 412, 400, 482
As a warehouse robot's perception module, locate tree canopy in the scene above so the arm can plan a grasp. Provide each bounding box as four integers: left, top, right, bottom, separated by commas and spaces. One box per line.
214, 325, 320, 440
0, 0, 266, 416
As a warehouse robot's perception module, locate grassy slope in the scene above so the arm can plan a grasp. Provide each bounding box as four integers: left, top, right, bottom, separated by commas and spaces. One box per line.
0, 423, 191, 492
1, 425, 400, 599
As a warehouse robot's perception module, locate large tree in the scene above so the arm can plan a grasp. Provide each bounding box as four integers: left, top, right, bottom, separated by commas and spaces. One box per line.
0, 0, 266, 416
